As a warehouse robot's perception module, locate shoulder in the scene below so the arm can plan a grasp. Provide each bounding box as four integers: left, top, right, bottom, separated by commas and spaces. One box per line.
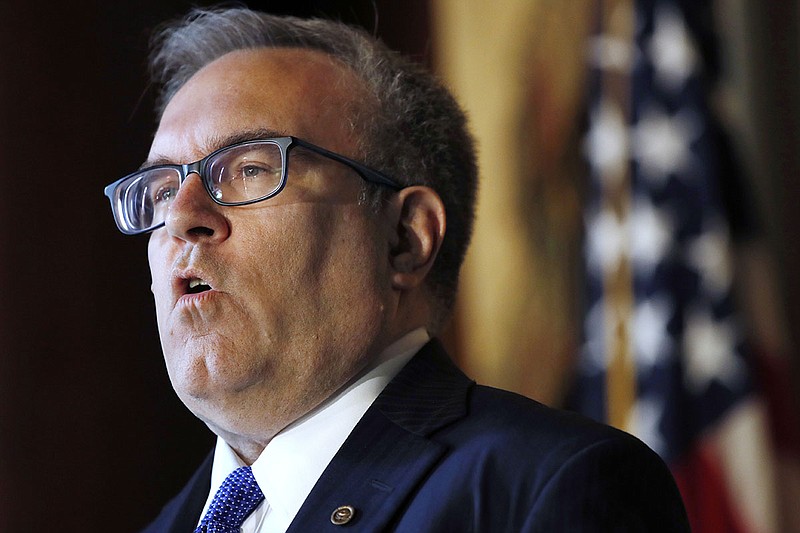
453, 384, 672, 486
393, 339, 668, 476
433, 385, 690, 531
463, 384, 637, 451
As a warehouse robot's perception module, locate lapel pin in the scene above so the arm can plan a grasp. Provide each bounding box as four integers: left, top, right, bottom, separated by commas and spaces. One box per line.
330, 505, 356, 525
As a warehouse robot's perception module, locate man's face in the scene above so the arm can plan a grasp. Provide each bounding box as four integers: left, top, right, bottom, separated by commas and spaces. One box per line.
146, 48, 396, 452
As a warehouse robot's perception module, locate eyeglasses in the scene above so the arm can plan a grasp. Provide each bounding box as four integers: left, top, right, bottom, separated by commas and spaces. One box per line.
104, 136, 402, 235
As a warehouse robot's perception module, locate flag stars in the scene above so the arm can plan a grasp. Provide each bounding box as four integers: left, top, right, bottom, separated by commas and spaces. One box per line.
586, 207, 628, 274
630, 197, 673, 277
632, 103, 701, 185
580, 301, 613, 375
633, 296, 675, 370
686, 220, 734, 297
585, 98, 629, 186
683, 308, 745, 393
647, 2, 699, 92
586, 197, 673, 277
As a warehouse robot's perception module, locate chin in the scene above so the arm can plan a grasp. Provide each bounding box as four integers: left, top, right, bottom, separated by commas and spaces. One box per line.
172, 375, 237, 430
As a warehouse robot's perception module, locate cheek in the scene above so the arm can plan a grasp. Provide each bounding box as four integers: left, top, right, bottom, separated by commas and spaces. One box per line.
147, 232, 167, 280
315, 215, 389, 320
147, 234, 175, 325
258, 207, 386, 328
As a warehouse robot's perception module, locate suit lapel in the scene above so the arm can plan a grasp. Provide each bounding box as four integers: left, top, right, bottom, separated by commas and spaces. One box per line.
286, 339, 473, 531
373, 338, 473, 437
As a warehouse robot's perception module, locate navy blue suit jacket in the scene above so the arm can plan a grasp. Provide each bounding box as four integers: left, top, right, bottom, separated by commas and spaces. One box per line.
142, 340, 689, 532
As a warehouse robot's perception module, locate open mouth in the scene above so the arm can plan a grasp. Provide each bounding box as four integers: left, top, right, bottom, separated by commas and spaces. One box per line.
187, 278, 212, 295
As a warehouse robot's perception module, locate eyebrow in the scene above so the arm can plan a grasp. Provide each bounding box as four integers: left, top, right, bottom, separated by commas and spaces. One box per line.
140, 127, 289, 169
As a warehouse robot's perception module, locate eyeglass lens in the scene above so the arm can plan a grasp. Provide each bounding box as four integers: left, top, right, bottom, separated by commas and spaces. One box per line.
114, 141, 285, 233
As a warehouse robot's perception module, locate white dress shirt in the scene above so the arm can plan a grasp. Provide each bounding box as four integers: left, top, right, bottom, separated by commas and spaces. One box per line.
197, 328, 430, 532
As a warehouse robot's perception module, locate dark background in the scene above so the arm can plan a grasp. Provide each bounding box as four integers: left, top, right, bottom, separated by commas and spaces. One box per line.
0, 1, 429, 530
1, 1, 798, 531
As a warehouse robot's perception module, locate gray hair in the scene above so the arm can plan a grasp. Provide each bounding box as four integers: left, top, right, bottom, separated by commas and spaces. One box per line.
149, 7, 478, 332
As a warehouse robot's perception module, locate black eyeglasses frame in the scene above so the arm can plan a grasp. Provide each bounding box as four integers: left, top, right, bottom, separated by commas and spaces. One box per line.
103, 136, 402, 235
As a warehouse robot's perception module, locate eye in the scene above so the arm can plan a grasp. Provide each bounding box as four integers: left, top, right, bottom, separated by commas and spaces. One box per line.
153, 185, 178, 204
237, 163, 280, 180
205, 143, 285, 202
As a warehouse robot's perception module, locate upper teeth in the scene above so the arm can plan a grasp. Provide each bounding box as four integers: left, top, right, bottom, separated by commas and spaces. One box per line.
189, 279, 208, 289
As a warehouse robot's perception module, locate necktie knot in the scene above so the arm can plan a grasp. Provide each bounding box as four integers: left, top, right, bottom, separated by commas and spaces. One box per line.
195, 465, 265, 533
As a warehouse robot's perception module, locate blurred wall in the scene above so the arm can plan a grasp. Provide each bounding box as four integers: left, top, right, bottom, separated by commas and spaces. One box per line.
433, 0, 591, 405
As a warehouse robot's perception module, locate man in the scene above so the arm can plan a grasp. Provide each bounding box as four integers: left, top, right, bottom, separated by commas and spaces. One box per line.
104, 7, 689, 532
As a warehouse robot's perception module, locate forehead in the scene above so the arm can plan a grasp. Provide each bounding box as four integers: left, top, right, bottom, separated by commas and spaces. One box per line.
150, 47, 368, 163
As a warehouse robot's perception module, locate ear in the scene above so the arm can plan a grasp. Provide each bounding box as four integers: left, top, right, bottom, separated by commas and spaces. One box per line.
387, 186, 446, 291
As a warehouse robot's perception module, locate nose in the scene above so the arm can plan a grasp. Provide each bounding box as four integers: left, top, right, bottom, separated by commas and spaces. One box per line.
163, 172, 231, 243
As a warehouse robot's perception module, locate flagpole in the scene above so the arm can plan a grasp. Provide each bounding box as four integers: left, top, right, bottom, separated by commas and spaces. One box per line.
596, 0, 637, 432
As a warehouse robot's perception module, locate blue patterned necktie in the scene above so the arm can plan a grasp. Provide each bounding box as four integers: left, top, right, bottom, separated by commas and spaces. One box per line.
195, 465, 265, 533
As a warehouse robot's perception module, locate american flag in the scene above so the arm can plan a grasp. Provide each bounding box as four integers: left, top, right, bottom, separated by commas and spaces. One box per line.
573, 0, 781, 530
